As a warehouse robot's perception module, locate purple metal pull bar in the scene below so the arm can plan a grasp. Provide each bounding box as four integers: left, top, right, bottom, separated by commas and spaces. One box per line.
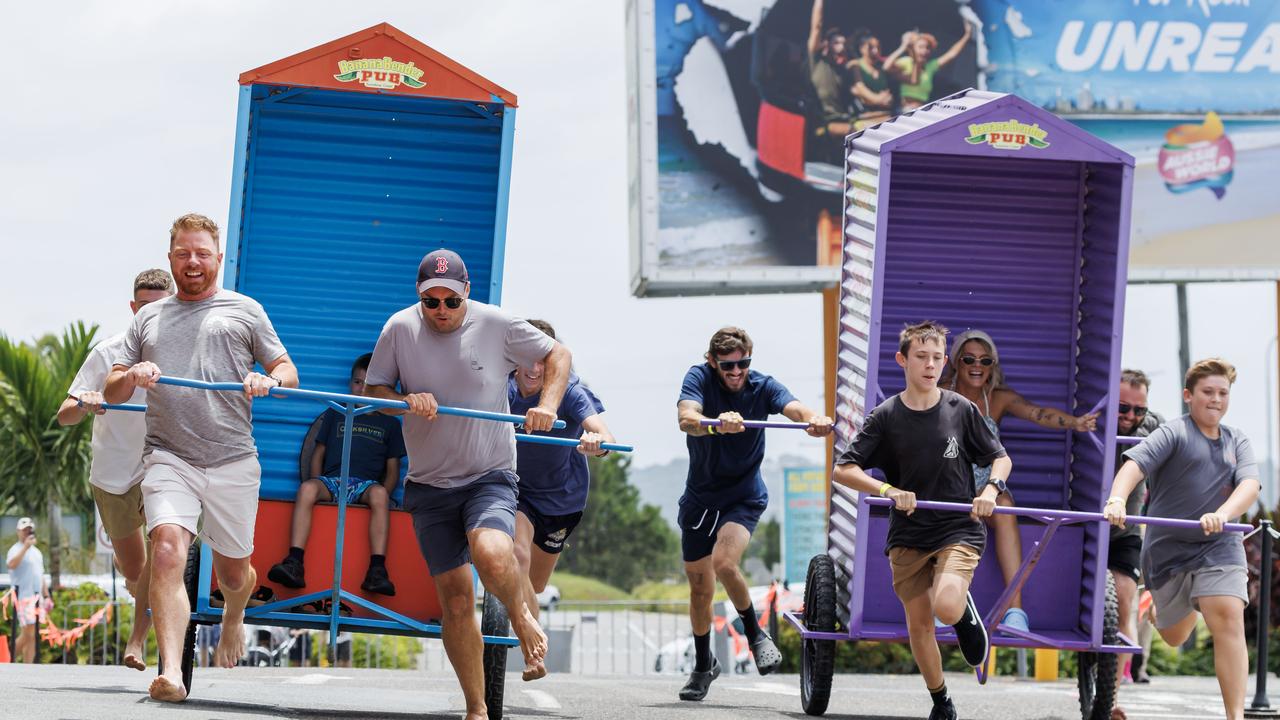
699, 418, 811, 430
862, 495, 1251, 533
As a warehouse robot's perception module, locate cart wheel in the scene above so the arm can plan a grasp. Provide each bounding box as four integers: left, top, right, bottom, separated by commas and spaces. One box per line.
801, 554, 837, 717
159, 541, 201, 697
1077, 572, 1119, 720
481, 591, 510, 720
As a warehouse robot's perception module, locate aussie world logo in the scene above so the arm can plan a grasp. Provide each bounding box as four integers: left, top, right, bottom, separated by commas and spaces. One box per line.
334, 57, 426, 90
1158, 111, 1235, 199
965, 119, 1051, 150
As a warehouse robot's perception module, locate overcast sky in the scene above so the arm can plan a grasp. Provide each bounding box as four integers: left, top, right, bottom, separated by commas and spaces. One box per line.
2, 1, 1275, 497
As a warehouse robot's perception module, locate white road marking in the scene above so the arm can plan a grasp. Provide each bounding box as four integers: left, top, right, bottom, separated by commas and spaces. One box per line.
283, 673, 353, 685
522, 689, 562, 709
724, 681, 800, 697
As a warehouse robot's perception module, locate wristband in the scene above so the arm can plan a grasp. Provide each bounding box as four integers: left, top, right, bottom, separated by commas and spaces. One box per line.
1105, 496, 1125, 506
878, 482, 893, 497
706, 425, 717, 435
267, 373, 283, 387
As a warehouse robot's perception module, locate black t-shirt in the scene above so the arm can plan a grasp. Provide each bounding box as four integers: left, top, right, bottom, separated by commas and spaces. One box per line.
316, 408, 407, 483
836, 390, 1006, 554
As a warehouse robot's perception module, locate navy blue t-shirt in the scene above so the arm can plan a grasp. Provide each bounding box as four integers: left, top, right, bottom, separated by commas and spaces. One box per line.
678, 364, 797, 509
316, 409, 407, 483
509, 373, 605, 515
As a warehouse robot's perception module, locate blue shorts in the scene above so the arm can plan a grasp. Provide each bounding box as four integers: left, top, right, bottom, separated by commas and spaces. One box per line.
677, 496, 767, 562
318, 476, 379, 506
516, 498, 583, 555
402, 470, 518, 576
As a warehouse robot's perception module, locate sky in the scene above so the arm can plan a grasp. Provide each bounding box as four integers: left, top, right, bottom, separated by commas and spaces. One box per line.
1, 1, 1276, 502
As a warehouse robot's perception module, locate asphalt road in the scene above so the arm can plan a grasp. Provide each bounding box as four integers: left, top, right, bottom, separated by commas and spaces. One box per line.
0, 663, 1259, 719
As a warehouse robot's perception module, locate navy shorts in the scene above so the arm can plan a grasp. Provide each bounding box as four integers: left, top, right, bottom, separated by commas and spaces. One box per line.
402, 470, 518, 576
678, 497, 767, 562
516, 498, 584, 555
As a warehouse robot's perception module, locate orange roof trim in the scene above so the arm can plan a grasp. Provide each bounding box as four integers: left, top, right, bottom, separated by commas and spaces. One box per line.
239, 22, 517, 107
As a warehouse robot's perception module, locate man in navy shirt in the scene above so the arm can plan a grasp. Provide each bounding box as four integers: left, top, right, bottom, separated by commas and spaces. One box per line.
676, 326, 833, 700
508, 320, 615, 620
269, 354, 406, 596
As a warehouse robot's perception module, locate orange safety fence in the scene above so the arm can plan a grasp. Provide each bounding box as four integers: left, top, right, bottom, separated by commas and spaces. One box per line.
1, 587, 114, 650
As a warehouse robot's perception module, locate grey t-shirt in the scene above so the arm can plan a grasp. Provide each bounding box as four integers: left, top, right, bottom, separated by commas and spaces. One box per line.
366, 300, 557, 489
115, 289, 288, 467
1111, 410, 1162, 542
1123, 415, 1258, 589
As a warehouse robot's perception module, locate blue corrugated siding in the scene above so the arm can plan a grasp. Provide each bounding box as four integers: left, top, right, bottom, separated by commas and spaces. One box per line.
230, 84, 508, 500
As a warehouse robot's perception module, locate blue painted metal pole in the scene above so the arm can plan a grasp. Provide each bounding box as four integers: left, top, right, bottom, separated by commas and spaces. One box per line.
154, 376, 564, 429
513, 435, 634, 453
329, 406, 356, 664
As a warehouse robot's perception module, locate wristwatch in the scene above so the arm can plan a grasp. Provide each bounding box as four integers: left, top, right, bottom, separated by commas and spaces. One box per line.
983, 477, 1009, 496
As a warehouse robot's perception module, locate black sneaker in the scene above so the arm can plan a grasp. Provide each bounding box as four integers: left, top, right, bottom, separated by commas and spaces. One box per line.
749, 631, 782, 675
678, 656, 721, 701
361, 564, 396, 596
952, 591, 989, 668
267, 555, 306, 589
928, 697, 958, 720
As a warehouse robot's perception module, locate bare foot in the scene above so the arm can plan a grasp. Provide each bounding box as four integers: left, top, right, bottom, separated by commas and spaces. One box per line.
123, 646, 146, 671
149, 675, 187, 703
511, 603, 548, 668
1111, 708, 1127, 720
522, 659, 547, 682
213, 620, 245, 668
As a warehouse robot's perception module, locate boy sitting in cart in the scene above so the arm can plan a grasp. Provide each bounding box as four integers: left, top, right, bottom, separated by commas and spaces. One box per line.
833, 321, 1011, 720
269, 353, 406, 596
1105, 358, 1259, 720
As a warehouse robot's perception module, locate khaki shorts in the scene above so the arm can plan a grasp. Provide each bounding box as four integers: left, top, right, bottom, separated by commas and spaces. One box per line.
889, 544, 982, 602
142, 448, 261, 559
92, 483, 145, 540
1150, 565, 1249, 630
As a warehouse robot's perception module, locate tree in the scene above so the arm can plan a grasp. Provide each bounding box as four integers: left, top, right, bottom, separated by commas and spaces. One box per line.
746, 517, 781, 575
558, 454, 680, 591
0, 322, 99, 588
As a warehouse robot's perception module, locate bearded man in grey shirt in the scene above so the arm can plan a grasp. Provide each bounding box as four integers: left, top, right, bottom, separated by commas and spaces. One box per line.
105, 213, 298, 703
367, 249, 567, 720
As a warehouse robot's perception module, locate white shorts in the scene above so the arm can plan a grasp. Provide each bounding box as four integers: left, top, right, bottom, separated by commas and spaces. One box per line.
142, 448, 260, 559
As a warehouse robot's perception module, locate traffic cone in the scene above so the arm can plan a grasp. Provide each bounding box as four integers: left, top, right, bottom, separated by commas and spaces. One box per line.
0, 635, 11, 663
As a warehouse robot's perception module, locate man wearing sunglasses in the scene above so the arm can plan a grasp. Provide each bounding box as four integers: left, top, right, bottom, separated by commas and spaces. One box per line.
1111, 368, 1163, 712
675, 326, 833, 701
366, 249, 567, 720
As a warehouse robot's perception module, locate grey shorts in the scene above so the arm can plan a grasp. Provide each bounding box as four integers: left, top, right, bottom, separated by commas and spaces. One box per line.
402, 470, 518, 576
1150, 565, 1249, 629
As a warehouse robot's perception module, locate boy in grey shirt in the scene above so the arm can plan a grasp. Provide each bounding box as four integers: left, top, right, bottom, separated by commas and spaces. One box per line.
1106, 357, 1258, 720
367, 249, 568, 720
106, 213, 298, 704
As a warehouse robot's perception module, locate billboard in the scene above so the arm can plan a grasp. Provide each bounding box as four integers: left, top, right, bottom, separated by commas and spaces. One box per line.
626, 0, 1280, 296
782, 466, 828, 584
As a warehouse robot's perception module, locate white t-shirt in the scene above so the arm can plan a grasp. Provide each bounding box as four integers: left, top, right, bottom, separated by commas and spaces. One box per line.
6, 542, 44, 598
67, 332, 146, 494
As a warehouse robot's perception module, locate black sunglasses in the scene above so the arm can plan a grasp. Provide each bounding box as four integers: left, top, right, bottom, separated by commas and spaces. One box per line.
421, 296, 464, 310
717, 357, 752, 371
960, 355, 994, 366
1118, 402, 1148, 417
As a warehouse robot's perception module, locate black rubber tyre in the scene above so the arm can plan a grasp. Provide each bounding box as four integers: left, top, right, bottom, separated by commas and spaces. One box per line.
1077, 572, 1120, 720
801, 554, 837, 716
481, 591, 510, 720
159, 541, 201, 697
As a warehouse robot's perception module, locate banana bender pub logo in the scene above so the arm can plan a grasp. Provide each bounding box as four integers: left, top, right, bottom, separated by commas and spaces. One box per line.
334, 57, 426, 90
964, 119, 1050, 151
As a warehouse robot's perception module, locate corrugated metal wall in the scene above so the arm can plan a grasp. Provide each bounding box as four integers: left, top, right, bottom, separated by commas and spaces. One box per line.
232, 84, 508, 500
1071, 161, 1128, 637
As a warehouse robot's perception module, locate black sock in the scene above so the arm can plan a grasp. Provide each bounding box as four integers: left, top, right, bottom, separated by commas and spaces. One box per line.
288, 546, 304, 562
370, 554, 386, 568
737, 605, 761, 643
693, 632, 712, 672
928, 683, 950, 707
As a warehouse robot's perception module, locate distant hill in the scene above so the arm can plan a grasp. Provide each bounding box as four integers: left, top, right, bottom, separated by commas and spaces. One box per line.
629, 453, 825, 530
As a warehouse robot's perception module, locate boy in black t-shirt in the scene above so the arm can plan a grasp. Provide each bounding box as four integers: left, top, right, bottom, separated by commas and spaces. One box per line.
269, 354, 407, 596
834, 322, 1010, 720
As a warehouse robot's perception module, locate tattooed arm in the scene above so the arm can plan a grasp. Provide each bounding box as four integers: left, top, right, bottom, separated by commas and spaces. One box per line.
998, 389, 1098, 432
